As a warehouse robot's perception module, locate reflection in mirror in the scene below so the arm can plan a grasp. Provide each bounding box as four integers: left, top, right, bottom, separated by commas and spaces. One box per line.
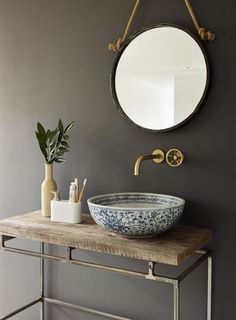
111, 25, 209, 132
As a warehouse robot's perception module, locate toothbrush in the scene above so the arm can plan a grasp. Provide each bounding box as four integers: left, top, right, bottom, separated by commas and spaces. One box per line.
78, 178, 87, 202
69, 182, 76, 203
74, 178, 79, 202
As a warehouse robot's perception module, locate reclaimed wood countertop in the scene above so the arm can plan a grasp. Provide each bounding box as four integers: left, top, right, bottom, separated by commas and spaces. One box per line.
0, 211, 213, 266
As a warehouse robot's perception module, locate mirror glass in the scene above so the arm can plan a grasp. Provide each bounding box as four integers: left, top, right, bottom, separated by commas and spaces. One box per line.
111, 25, 209, 131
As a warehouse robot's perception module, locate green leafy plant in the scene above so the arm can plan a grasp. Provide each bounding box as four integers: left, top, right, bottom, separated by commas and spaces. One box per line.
35, 119, 75, 164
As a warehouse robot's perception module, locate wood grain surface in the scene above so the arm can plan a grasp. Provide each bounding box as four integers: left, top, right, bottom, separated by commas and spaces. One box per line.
0, 211, 213, 265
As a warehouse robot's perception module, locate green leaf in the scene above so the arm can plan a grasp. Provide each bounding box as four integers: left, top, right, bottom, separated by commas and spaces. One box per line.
55, 158, 66, 163
49, 131, 60, 146
58, 119, 64, 132
35, 132, 47, 161
37, 122, 46, 138
48, 130, 56, 140
58, 147, 70, 153
63, 135, 69, 140
64, 121, 75, 133
57, 119, 64, 144
46, 130, 51, 137
61, 141, 69, 148
35, 132, 46, 146
49, 145, 58, 154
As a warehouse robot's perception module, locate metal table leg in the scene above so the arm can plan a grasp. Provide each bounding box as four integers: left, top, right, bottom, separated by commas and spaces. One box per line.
40, 242, 44, 320
174, 282, 180, 320
207, 255, 212, 320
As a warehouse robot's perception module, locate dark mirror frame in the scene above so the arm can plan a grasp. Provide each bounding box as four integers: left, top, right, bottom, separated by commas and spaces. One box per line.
110, 23, 210, 132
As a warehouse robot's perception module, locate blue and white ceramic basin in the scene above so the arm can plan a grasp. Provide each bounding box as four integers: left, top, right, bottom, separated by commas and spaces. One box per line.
87, 193, 185, 238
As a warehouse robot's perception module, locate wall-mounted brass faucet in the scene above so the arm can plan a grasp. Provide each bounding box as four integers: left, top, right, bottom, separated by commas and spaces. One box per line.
134, 149, 184, 176
134, 149, 165, 176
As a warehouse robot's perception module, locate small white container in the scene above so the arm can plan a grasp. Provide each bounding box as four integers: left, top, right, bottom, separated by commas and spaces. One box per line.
51, 200, 82, 224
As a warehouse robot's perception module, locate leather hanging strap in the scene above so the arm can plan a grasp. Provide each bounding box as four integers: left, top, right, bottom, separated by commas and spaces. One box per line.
109, 0, 215, 52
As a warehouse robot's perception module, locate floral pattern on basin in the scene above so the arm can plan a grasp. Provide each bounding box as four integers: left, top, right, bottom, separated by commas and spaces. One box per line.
87, 193, 185, 238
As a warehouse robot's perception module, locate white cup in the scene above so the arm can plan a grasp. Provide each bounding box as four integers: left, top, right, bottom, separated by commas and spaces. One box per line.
51, 200, 82, 224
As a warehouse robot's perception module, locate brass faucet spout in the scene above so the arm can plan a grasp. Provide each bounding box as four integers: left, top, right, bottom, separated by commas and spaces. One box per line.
134, 149, 165, 176
134, 155, 157, 176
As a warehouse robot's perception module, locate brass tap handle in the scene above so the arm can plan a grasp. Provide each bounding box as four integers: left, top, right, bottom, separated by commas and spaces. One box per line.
166, 149, 184, 167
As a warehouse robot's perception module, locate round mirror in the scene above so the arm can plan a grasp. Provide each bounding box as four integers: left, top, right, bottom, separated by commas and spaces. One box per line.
111, 24, 209, 132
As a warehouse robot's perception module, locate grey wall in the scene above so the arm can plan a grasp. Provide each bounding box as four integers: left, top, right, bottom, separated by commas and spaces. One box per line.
0, 0, 235, 319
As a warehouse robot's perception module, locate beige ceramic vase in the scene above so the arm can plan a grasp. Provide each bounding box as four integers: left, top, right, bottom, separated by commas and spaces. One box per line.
41, 164, 57, 217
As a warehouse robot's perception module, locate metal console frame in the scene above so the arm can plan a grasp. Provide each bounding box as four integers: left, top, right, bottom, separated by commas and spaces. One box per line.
0, 235, 212, 320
